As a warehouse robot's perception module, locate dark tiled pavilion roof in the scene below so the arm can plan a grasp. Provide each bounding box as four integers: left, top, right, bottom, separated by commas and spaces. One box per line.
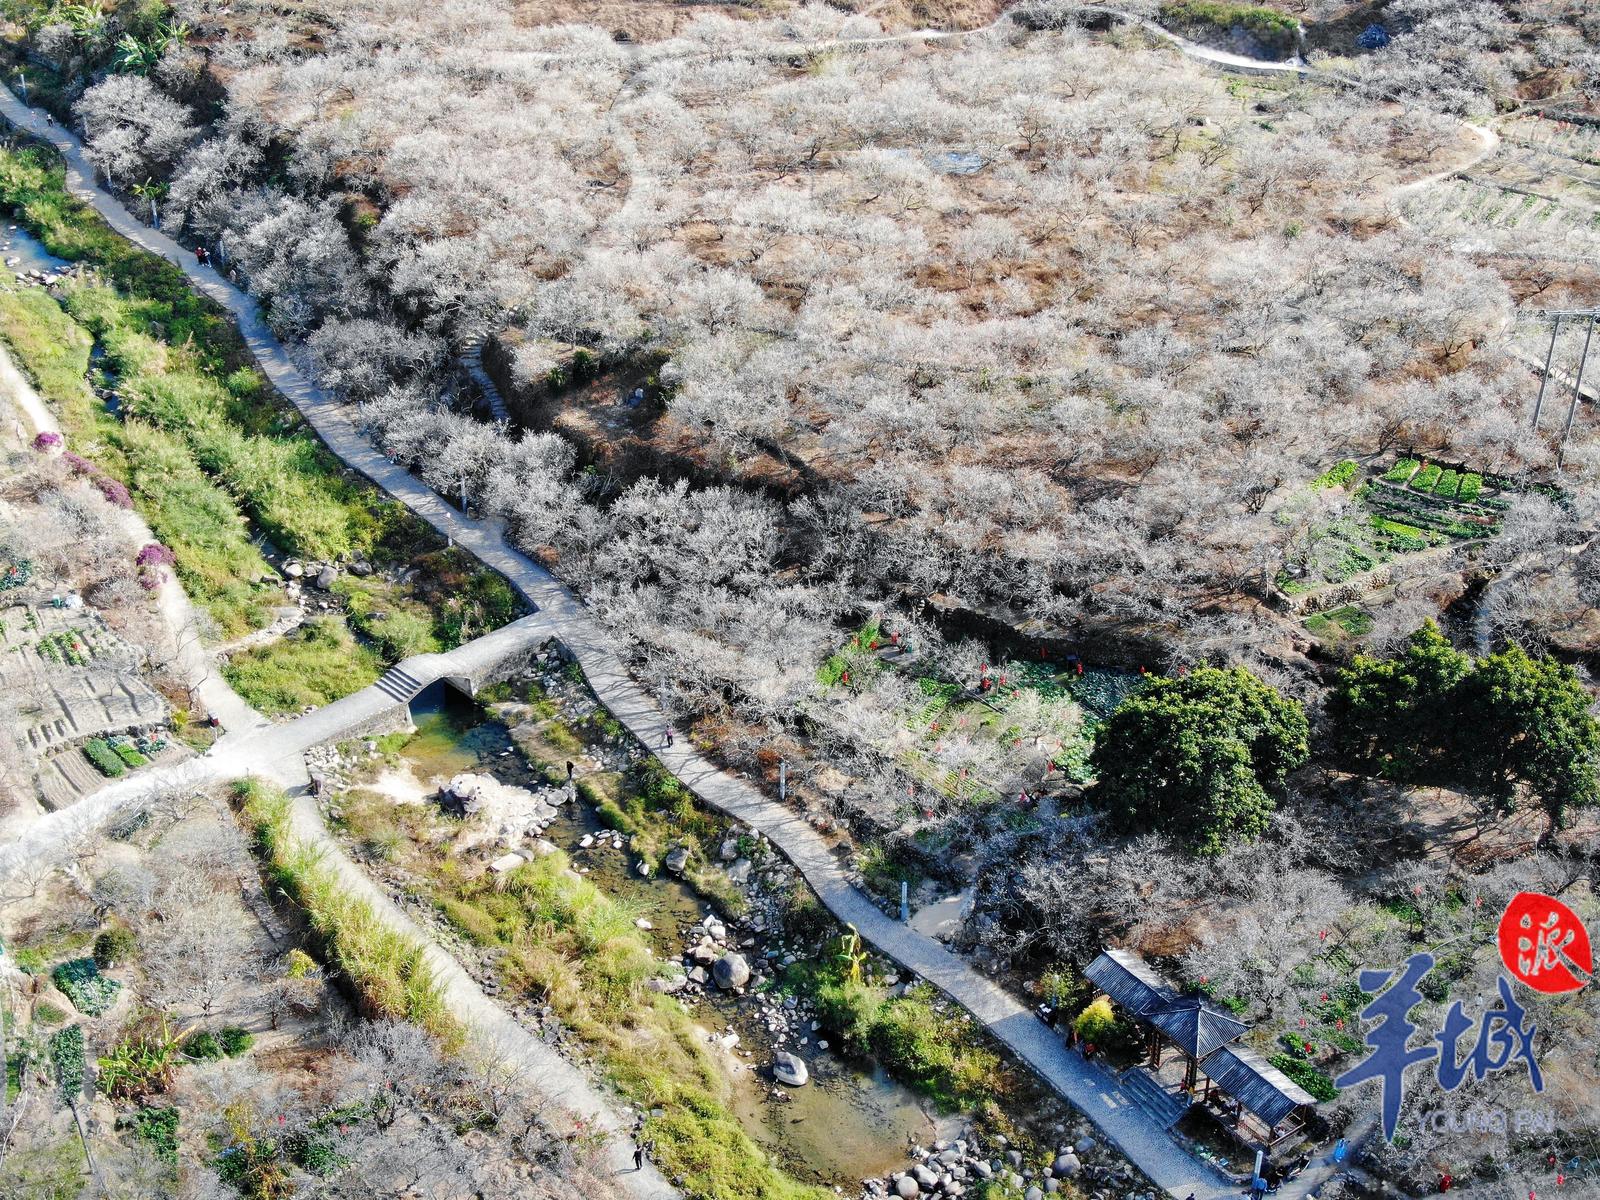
1146, 994, 1250, 1059
1083, 948, 1176, 1016
1084, 948, 1319, 1129
1199, 1043, 1319, 1128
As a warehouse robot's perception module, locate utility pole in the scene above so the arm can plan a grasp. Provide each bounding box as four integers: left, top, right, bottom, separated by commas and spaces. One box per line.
1530, 308, 1600, 464
1558, 315, 1595, 468
1532, 314, 1561, 430
778, 759, 786, 803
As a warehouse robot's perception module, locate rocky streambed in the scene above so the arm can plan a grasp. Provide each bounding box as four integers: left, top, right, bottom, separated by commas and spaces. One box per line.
304, 662, 1160, 1198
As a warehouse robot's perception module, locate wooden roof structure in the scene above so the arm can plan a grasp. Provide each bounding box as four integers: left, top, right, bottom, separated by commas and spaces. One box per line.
1084, 949, 1318, 1135
1146, 994, 1250, 1060
1199, 1044, 1319, 1128
1083, 947, 1175, 1016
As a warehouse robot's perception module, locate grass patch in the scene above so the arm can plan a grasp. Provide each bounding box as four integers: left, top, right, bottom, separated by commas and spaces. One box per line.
431, 851, 827, 1200
794, 958, 1004, 1112
1305, 604, 1373, 640
234, 779, 463, 1048
222, 617, 383, 714
1311, 459, 1359, 490
1158, 0, 1300, 56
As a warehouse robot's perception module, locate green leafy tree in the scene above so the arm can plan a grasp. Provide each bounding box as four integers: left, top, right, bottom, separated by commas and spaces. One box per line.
1329, 621, 1470, 776
1332, 625, 1600, 834
1457, 644, 1600, 831
1090, 666, 1309, 854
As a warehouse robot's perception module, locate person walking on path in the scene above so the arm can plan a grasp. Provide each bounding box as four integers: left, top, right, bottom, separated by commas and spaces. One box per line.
566, 759, 575, 781
663, 728, 674, 748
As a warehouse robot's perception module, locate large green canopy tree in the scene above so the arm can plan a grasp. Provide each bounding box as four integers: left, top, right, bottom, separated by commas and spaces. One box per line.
1090, 666, 1310, 855
1332, 622, 1600, 833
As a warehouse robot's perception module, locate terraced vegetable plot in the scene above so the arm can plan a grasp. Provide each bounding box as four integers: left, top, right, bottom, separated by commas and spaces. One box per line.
1279, 457, 1508, 602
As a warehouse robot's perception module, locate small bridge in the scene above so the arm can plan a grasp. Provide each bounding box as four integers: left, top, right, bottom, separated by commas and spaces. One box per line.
221, 612, 556, 776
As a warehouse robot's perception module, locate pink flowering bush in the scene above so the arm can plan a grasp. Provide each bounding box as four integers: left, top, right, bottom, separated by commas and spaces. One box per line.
136, 543, 176, 568
136, 543, 175, 591
32, 431, 61, 451
95, 477, 133, 509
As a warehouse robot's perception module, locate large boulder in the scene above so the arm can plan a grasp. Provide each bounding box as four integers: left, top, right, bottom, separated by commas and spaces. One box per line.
664, 845, 691, 875
772, 1051, 809, 1086
315, 565, 338, 590
713, 952, 750, 990
1052, 1154, 1081, 1178
894, 1176, 920, 1199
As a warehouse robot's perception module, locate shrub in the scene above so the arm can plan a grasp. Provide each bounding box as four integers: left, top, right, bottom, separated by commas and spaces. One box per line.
1091, 667, 1309, 854
94, 476, 133, 509
32, 431, 61, 450
83, 739, 126, 778
1073, 995, 1117, 1043
218, 1026, 255, 1056
1311, 459, 1359, 490
92, 926, 138, 968
49, 1025, 85, 1101
182, 1030, 224, 1061
123, 1106, 179, 1164
1333, 624, 1600, 831
134, 542, 176, 568
286, 1130, 343, 1175
53, 958, 121, 1015
1269, 1053, 1339, 1101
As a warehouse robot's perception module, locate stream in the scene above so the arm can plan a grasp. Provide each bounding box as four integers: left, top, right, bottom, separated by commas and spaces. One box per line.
1, 220, 69, 277
395, 683, 949, 1186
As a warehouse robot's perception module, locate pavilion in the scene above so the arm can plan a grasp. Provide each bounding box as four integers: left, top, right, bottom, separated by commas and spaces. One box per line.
1083, 948, 1318, 1153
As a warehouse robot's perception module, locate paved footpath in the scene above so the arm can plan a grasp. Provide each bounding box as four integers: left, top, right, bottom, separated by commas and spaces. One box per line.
0, 83, 1371, 1199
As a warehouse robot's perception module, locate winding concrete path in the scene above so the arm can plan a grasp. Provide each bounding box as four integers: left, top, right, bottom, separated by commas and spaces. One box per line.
0, 25, 1488, 1186
0, 84, 1242, 1198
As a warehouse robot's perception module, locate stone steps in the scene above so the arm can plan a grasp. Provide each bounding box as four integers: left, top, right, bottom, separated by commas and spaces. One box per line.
374, 665, 425, 704
1119, 1067, 1190, 1130
460, 337, 510, 424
